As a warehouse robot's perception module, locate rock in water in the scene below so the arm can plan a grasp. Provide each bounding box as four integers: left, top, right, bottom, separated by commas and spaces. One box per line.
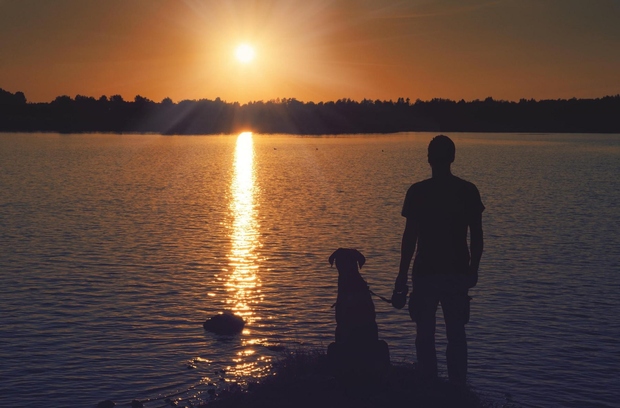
203, 311, 245, 335
131, 400, 144, 408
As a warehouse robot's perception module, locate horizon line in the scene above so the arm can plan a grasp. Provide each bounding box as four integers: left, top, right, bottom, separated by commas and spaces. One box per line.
2, 88, 620, 106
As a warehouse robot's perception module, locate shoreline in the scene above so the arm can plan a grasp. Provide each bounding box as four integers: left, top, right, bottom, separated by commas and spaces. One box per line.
96, 349, 506, 408
209, 349, 499, 408
116, 349, 506, 408
2, 89, 619, 135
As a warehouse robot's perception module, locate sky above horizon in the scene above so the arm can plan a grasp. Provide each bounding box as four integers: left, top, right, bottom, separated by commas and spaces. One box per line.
1, 0, 619, 104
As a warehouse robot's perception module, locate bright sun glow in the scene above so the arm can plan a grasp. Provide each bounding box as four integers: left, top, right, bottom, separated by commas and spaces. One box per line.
235, 44, 256, 63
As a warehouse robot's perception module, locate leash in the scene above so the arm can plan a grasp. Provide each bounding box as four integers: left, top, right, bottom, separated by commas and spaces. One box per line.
331, 287, 393, 308
369, 289, 393, 305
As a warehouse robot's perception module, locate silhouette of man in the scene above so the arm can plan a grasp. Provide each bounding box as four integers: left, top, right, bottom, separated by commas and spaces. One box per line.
394, 135, 484, 385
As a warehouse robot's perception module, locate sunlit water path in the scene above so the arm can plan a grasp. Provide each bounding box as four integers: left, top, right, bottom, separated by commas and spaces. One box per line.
0, 132, 619, 407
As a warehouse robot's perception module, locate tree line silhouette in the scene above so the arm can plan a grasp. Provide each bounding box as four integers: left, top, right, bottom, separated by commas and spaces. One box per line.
1, 88, 618, 134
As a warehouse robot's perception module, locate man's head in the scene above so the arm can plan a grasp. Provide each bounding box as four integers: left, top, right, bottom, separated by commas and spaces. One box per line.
428, 135, 455, 166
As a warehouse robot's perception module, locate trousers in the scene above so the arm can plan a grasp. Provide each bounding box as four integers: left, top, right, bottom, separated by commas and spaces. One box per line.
408, 273, 471, 384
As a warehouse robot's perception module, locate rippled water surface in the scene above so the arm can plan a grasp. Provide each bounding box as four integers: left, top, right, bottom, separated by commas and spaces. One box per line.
1, 132, 619, 407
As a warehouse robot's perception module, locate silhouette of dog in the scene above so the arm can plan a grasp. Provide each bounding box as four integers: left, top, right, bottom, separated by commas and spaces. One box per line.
327, 248, 390, 384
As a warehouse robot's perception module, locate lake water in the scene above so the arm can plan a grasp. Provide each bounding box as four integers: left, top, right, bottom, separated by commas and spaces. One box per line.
1, 132, 619, 408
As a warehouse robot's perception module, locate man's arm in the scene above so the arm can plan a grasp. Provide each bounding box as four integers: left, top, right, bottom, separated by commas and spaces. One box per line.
395, 217, 418, 290
469, 211, 483, 275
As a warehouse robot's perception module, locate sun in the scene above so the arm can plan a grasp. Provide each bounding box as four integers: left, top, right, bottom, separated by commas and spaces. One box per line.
235, 44, 256, 64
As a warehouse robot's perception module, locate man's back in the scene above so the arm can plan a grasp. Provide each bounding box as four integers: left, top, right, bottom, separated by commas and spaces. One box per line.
402, 175, 484, 275
394, 135, 484, 385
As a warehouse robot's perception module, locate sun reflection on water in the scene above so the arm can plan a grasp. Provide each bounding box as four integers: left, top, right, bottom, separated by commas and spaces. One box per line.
223, 132, 268, 379
227, 132, 262, 325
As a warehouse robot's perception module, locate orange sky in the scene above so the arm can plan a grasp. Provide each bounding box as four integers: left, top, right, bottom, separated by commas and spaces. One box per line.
1, 0, 619, 103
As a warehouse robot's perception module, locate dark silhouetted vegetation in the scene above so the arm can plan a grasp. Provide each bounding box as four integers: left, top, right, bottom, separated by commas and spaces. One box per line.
1, 88, 618, 134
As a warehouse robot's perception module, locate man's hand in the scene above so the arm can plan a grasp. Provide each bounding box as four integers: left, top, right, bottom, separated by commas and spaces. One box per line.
397, 217, 418, 292
465, 263, 479, 288
468, 211, 483, 289
394, 273, 408, 292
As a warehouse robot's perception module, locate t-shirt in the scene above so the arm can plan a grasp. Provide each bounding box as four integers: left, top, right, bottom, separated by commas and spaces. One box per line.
402, 175, 484, 275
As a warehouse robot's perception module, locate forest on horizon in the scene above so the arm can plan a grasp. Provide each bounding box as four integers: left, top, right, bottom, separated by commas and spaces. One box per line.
1, 88, 619, 135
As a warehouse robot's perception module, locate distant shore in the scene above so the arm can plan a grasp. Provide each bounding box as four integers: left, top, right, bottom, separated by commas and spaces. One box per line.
1, 88, 619, 135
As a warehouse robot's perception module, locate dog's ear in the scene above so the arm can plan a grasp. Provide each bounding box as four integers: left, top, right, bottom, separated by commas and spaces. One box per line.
329, 248, 343, 267
355, 250, 366, 269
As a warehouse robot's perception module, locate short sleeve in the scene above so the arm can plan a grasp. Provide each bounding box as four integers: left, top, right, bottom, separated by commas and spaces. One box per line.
401, 185, 416, 218
467, 184, 485, 218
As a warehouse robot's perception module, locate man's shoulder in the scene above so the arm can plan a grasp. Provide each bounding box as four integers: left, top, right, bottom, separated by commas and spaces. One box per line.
402, 178, 432, 217
407, 178, 433, 193
408, 176, 479, 191
452, 176, 480, 191
453, 176, 485, 212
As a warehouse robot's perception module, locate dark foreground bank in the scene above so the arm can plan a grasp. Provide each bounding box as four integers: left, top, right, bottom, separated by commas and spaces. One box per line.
97, 349, 520, 408
206, 349, 512, 408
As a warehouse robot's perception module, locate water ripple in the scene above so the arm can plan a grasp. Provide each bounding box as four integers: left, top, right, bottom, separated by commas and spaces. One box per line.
0, 133, 619, 407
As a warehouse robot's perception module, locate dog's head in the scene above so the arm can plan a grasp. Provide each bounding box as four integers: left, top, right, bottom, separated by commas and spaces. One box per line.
329, 248, 366, 278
